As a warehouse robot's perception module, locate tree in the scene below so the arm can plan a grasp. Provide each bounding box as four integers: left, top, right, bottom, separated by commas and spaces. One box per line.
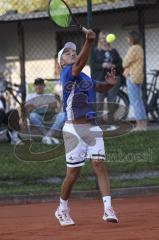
0, 0, 48, 15
0, 0, 120, 16
68, 0, 119, 7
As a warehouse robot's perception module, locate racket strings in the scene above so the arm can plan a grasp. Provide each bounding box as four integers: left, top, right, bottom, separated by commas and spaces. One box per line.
49, 0, 71, 28
49, 0, 82, 30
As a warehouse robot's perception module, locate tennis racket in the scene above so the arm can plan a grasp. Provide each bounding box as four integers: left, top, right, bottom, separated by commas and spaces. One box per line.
48, 0, 89, 34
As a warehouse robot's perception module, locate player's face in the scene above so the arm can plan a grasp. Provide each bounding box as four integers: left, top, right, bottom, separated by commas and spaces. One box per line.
61, 48, 77, 67
34, 84, 45, 94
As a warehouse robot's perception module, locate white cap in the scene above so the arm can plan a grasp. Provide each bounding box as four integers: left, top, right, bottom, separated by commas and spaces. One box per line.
57, 42, 76, 67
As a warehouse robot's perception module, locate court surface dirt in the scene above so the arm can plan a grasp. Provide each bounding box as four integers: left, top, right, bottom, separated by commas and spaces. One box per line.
0, 195, 159, 240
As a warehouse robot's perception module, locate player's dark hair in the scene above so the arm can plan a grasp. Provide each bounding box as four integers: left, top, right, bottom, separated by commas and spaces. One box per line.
128, 31, 141, 45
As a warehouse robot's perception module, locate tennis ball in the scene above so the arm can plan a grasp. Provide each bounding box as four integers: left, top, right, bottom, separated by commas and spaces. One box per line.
106, 33, 116, 43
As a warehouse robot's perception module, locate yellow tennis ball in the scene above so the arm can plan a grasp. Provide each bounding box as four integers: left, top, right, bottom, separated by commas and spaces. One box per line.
106, 33, 116, 43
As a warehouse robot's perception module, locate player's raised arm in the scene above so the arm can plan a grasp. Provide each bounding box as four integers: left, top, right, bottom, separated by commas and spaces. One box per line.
72, 30, 96, 77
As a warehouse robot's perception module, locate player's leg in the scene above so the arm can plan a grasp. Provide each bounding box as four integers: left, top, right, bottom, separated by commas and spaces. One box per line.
55, 122, 86, 226
91, 159, 118, 223
91, 159, 110, 196
55, 166, 81, 226
87, 125, 118, 223
60, 166, 81, 200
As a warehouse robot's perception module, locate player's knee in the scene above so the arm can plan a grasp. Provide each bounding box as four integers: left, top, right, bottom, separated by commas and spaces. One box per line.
92, 159, 105, 172
66, 171, 80, 183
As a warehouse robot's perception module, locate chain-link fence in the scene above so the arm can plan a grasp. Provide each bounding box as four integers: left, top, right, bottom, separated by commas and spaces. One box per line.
0, 1, 159, 115
0, 0, 159, 197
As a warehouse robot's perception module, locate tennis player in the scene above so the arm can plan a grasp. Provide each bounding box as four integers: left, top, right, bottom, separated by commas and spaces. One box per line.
55, 29, 118, 226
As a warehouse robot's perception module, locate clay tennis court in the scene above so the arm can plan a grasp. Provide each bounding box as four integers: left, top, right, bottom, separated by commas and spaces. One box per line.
0, 195, 159, 240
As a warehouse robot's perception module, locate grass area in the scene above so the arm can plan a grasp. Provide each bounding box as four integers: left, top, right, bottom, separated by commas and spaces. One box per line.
111, 177, 159, 188
0, 130, 159, 195
106, 131, 159, 173
0, 177, 159, 195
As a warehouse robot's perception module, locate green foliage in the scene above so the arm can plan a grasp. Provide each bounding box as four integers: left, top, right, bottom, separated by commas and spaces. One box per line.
67, 0, 119, 7
0, 0, 120, 16
0, 0, 48, 15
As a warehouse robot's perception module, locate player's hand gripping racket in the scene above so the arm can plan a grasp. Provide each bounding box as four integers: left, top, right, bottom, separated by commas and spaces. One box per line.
48, 0, 89, 34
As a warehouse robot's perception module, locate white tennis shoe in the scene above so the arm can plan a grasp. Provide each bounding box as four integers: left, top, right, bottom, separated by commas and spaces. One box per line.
42, 136, 59, 145
55, 207, 75, 226
103, 207, 118, 223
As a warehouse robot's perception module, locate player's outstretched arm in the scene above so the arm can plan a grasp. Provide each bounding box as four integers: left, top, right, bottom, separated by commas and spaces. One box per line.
95, 68, 117, 93
72, 30, 96, 77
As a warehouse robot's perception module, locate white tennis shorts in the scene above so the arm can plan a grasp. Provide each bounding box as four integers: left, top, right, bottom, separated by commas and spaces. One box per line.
63, 122, 106, 168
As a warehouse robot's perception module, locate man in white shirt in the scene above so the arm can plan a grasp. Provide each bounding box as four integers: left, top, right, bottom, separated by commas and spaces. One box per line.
25, 78, 65, 145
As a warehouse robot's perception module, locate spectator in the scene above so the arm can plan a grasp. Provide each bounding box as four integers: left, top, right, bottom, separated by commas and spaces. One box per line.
25, 78, 65, 144
0, 95, 22, 144
91, 31, 123, 107
123, 31, 147, 131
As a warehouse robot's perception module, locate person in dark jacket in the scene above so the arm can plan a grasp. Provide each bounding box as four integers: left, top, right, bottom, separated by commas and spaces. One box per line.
91, 31, 123, 108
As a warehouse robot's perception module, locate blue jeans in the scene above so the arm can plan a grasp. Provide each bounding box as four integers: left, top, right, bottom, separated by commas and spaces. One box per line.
126, 78, 147, 120
29, 111, 65, 135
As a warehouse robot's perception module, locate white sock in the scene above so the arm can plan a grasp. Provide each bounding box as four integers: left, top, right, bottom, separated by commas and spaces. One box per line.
59, 198, 68, 211
103, 196, 111, 209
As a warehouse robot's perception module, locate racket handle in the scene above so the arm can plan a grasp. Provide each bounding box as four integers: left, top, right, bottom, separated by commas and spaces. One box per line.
82, 27, 90, 34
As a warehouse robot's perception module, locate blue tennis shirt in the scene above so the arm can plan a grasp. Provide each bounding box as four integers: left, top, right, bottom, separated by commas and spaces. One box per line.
60, 64, 96, 121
